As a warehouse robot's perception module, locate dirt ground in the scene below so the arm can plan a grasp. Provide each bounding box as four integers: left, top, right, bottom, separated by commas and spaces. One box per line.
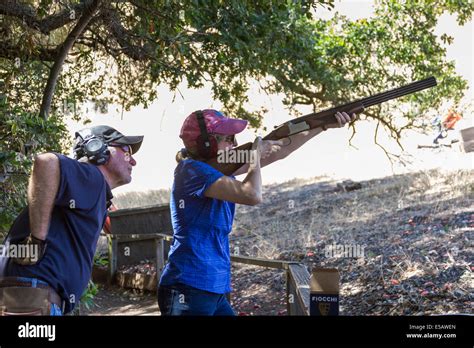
82, 263, 286, 316
81, 285, 159, 316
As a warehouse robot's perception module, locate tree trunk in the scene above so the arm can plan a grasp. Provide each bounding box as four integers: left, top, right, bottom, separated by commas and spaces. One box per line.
39, 0, 102, 120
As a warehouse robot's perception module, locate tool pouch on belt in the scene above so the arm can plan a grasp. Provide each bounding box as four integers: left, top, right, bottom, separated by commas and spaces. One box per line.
0, 287, 50, 316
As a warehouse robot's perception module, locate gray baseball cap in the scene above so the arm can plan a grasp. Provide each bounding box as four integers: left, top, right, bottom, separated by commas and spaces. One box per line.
74, 125, 144, 155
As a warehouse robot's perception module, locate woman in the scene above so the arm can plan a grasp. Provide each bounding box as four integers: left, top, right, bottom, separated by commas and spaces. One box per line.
158, 109, 354, 316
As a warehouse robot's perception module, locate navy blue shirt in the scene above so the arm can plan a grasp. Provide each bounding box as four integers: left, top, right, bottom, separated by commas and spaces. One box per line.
5, 153, 112, 313
160, 159, 235, 294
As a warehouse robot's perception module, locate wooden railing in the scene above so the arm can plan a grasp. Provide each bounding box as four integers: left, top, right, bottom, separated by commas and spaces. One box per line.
230, 254, 311, 315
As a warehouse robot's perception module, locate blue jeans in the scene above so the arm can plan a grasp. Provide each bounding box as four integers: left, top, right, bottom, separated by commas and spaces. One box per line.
158, 283, 235, 316
15, 277, 63, 316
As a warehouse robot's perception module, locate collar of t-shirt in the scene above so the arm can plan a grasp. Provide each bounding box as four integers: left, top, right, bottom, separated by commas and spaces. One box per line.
105, 182, 113, 208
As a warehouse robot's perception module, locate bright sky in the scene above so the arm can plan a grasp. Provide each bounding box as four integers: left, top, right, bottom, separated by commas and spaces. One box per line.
66, 0, 474, 194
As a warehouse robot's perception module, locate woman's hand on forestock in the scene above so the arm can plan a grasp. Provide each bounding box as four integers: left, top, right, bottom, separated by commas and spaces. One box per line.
250, 136, 262, 170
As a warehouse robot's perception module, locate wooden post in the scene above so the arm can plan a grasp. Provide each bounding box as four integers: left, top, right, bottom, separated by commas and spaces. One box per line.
287, 263, 311, 315
108, 235, 118, 284
286, 270, 292, 315
155, 237, 165, 286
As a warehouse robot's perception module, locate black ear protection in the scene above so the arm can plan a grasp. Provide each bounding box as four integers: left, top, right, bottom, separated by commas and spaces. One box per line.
195, 110, 218, 159
74, 129, 110, 165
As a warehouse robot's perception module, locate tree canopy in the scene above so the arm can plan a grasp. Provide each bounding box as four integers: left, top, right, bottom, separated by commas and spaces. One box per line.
1, 0, 472, 125
0, 0, 473, 234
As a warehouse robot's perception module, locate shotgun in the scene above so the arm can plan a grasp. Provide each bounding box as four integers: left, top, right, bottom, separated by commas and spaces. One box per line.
207, 77, 437, 175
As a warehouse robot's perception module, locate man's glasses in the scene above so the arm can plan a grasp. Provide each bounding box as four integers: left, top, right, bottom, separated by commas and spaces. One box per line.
109, 144, 133, 156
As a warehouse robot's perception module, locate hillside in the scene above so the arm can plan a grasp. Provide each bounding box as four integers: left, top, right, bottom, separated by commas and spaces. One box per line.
229, 169, 473, 315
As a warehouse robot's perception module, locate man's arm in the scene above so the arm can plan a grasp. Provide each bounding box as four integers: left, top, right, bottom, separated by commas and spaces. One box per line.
28, 153, 60, 241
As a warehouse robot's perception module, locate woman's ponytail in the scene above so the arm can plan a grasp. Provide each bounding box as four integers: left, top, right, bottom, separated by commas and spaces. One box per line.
176, 147, 205, 163
175, 148, 189, 163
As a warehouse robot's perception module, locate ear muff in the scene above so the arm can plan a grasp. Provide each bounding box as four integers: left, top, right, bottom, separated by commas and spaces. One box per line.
195, 110, 218, 159
74, 129, 110, 165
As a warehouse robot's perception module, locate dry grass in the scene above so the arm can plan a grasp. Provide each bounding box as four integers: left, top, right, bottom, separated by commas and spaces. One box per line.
230, 168, 473, 315
232, 169, 473, 258
113, 189, 171, 209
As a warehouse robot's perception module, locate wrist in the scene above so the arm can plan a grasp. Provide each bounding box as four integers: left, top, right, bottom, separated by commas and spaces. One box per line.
12, 233, 48, 266
248, 150, 260, 169
30, 230, 47, 241
248, 163, 261, 172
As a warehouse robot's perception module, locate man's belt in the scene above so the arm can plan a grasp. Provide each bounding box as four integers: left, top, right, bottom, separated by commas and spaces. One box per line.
0, 277, 63, 307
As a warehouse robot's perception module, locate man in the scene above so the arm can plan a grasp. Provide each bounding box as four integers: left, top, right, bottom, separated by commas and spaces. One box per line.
433, 109, 462, 144
0, 125, 143, 315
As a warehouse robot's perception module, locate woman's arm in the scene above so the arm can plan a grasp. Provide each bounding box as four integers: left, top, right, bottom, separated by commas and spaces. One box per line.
204, 137, 262, 206
233, 111, 355, 176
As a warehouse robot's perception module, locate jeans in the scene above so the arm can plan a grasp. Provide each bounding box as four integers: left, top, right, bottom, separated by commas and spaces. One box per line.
50, 303, 62, 316
158, 283, 235, 316
15, 277, 63, 316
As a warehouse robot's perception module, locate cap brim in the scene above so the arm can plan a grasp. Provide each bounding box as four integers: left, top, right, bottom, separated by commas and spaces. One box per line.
212, 119, 248, 135
114, 135, 144, 154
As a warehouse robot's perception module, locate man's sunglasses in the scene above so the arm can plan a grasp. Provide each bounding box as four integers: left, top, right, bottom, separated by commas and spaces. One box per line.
109, 143, 133, 156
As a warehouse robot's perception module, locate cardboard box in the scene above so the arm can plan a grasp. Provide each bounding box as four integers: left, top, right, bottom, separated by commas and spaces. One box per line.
310, 268, 340, 316
460, 127, 474, 153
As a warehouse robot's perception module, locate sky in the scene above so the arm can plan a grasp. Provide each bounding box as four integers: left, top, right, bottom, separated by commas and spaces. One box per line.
65, 0, 474, 195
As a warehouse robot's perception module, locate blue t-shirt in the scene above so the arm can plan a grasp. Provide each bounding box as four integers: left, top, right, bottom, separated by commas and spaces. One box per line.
159, 159, 236, 294
5, 153, 112, 313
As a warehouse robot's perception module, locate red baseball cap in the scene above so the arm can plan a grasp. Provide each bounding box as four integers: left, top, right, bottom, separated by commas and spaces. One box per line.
180, 109, 248, 148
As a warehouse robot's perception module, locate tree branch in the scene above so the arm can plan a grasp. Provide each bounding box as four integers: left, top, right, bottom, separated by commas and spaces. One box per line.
374, 120, 398, 171
39, 0, 102, 119
99, 7, 152, 61
348, 122, 358, 148
0, 0, 97, 34
273, 72, 325, 100
364, 108, 403, 149
0, 41, 58, 61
